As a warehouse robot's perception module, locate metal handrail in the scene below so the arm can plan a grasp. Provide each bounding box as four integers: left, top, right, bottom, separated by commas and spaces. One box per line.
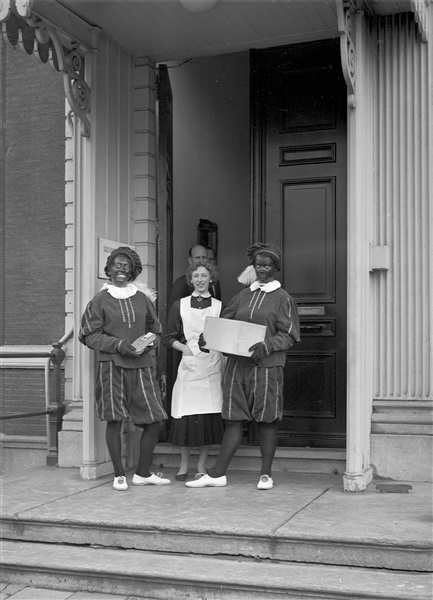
0, 326, 74, 465
1, 409, 56, 420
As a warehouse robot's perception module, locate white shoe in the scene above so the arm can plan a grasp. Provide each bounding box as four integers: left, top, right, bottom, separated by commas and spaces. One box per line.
113, 476, 128, 491
257, 475, 273, 490
185, 473, 227, 488
132, 472, 171, 486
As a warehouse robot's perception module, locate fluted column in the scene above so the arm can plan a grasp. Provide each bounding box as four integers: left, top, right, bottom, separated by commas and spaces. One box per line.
369, 11, 432, 481
373, 12, 431, 403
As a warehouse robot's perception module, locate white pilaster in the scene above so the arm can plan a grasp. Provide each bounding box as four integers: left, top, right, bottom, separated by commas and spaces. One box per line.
343, 12, 374, 492
78, 29, 103, 479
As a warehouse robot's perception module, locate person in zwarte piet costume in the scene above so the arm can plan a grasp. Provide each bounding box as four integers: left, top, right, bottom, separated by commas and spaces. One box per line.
186, 242, 300, 491
79, 247, 170, 491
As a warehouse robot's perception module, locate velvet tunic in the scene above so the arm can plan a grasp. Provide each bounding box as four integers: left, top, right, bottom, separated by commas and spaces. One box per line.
222, 285, 300, 367
220, 283, 300, 422
79, 288, 162, 368
79, 287, 166, 424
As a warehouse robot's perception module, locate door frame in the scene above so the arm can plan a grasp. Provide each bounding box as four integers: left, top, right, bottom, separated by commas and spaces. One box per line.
250, 27, 375, 491
156, 64, 174, 438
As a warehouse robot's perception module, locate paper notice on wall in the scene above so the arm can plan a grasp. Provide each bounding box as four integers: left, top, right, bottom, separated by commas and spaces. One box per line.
203, 317, 266, 357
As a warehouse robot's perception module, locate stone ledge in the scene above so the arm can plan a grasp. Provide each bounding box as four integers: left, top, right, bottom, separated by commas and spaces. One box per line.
2, 539, 432, 599
371, 433, 433, 481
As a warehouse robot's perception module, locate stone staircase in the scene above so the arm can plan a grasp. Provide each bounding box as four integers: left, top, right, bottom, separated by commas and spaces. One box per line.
2, 539, 431, 600
153, 443, 347, 475
1, 467, 432, 599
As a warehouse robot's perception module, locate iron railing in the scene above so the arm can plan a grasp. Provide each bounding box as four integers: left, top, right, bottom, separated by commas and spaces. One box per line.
0, 327, 73, 465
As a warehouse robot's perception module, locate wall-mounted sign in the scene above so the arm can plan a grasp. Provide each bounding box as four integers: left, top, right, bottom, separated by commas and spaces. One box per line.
98, 238, 136, 279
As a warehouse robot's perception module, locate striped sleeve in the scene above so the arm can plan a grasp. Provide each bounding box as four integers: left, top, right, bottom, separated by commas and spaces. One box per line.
78, 300, 123, 353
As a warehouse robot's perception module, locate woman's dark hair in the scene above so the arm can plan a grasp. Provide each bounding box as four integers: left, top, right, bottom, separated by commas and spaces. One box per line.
186, 262, 218, 285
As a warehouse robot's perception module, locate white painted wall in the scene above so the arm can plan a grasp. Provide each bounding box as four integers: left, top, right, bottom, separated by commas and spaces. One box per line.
168, 52, 251, 305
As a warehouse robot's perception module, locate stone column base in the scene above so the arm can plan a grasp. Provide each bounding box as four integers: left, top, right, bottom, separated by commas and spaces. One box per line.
343, 467, 373, 492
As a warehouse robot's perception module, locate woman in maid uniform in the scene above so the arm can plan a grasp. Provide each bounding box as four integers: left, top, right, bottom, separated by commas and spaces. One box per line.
164, 261, 225, 481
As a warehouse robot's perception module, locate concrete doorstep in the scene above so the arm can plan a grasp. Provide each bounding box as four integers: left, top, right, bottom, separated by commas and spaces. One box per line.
1, 466, 432, 599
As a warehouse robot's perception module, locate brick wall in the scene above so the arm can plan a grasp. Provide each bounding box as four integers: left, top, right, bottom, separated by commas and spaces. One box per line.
1, 369, 46, 436
0, 368, 65, 437
0, 40, 66, 437
1, 41, 65, 345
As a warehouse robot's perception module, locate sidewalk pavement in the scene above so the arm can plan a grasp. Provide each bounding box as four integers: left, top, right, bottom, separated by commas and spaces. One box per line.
0, 583, 149, 600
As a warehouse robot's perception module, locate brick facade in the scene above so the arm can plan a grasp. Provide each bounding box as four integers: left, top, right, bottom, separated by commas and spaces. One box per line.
0, 369, 64, 437
0, 40, 66, 437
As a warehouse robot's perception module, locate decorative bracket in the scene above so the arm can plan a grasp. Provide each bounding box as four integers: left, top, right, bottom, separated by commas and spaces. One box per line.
336, 0, 356, 109
1, 0, 91, 136
411, 0, 430, 42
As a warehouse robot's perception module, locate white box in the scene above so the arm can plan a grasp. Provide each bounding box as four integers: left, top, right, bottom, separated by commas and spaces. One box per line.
203, 317, 266, 357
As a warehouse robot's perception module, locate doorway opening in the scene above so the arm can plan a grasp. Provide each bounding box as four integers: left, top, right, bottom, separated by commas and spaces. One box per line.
160, 40, 347, 450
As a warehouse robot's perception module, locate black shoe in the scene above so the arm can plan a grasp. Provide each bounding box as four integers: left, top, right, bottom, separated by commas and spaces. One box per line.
175, 471, 188, 482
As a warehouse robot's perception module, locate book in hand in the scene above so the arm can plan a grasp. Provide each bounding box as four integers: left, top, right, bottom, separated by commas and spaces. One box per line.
132, 332, 157, 354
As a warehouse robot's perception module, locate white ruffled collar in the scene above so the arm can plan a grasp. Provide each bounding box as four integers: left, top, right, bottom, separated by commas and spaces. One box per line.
102, 283, 138, 299
192, 291, 211, 298
250, 280, 281, 293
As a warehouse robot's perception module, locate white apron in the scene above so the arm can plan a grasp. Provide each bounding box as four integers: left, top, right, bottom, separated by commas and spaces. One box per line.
171, 297, 224, 419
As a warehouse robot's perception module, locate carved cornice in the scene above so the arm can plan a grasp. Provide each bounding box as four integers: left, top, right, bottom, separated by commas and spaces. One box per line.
336, 0, 356, 109
411, 0, 430, 42
1, 0, 91, 136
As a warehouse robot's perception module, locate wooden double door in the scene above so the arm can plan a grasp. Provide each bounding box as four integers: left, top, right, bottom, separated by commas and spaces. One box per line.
251, 40, 347, 448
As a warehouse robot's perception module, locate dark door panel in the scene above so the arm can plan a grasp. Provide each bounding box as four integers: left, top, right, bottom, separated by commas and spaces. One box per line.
252, 40, 347, 448
281, 177, 336, 302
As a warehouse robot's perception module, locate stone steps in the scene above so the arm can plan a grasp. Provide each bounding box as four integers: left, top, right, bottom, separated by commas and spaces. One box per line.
2, 513, 431, 572
153, 444, 347, 475
2, 467, 431, 599
2, 539, 431, 600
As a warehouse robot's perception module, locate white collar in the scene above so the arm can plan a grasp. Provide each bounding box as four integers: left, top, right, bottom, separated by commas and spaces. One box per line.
250, 280, 281, 293
102, 282, 138, 299
192, 291, 211, 298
